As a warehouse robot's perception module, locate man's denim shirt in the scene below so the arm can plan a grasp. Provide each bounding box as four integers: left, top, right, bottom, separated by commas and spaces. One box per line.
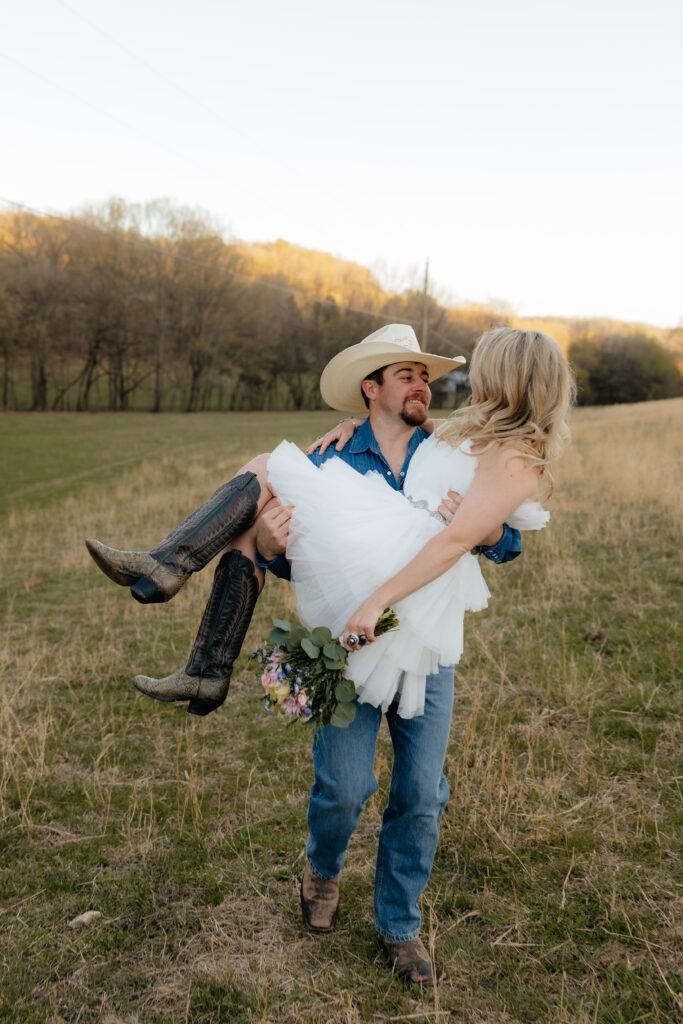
256, 419, 522, 579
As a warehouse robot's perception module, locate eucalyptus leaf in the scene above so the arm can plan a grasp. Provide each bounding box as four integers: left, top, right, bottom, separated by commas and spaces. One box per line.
301, 637, 320, 659
269, 628, 289, 645
271, 617, 290, 631
289, 625, 308, 647
323, 642, 346, 661
330, 701, 356, 727
335, 678, 356, 703
311, 626, 332, 647
323, 657, 345, 671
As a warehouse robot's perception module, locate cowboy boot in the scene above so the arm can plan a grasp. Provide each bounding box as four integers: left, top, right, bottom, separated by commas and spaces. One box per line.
300, 861, 340, 933
379, 937, 442, 987
132, 549, 260, 716
85, 472, 260, 604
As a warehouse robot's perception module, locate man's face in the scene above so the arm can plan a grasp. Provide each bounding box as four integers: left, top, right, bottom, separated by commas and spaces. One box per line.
368, 362, 431, 425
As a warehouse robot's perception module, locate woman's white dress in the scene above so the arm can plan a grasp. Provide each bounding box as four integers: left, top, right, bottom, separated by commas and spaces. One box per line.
267, 434, 548, 719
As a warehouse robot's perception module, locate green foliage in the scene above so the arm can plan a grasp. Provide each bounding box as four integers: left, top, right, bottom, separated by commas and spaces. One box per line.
570, 332, 683, 404
251, 610, 398, 728
3, 202, 681, 414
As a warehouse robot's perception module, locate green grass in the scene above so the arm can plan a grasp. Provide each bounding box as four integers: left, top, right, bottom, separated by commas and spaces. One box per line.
0, 403, 681, 1023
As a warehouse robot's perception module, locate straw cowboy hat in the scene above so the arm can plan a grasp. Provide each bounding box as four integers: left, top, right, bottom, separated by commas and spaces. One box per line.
320, 324, 467, 414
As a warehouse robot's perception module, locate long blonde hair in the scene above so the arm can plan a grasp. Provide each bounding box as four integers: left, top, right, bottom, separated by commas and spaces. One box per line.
437, 328, 576, 497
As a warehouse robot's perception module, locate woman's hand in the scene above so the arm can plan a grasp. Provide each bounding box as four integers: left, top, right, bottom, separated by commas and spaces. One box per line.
341, 597, 385, 652
306, 418, 363, 455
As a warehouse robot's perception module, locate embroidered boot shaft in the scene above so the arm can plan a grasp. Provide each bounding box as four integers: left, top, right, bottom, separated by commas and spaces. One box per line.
85, 472, 260, 604
132, 549, 261, 716
151, 472, 261, 577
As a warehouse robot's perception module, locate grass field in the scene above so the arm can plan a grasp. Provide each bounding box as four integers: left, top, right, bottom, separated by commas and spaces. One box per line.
0, 402, 681, 1024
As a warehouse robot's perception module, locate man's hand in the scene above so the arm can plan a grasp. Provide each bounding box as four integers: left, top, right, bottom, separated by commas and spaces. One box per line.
254, 498, 293, 561
438, 490, 504, 547
438, 489, 461, 524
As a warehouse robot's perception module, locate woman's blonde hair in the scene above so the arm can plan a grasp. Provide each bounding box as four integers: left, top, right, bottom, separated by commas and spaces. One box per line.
436, 328, 576, 497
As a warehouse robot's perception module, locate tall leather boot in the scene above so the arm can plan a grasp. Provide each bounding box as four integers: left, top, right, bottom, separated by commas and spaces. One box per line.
85, 472, 261, 604
132, 549, 261, 716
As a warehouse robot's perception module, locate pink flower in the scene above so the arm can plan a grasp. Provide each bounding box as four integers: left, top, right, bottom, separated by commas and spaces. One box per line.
268, 646, 284, 665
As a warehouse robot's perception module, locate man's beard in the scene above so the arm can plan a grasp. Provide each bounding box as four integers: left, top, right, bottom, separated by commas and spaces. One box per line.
401, 400, 428, 427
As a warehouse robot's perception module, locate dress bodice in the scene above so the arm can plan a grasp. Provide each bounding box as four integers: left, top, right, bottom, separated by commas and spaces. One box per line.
403, 436, 477, 511
402, 434, 550, 532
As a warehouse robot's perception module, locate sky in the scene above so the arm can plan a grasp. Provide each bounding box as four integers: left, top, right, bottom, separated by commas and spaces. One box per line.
2, 0, 682, 328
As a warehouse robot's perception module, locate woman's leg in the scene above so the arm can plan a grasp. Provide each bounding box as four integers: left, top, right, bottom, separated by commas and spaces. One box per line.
132, 522, 267, 716
85, 455, 274, 604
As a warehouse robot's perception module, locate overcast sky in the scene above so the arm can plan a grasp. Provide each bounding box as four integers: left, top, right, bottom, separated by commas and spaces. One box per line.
2, 0, 682, 327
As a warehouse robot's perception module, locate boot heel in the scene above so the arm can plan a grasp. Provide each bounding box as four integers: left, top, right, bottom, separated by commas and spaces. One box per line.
187, 697, 224, 717
131, 577, 170, 604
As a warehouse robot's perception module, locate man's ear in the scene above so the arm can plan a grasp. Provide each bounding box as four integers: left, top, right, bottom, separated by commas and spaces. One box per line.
361, 379, 377, 403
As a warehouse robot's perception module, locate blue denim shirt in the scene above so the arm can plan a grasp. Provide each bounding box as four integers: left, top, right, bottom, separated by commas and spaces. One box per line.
256, 419, 522, 578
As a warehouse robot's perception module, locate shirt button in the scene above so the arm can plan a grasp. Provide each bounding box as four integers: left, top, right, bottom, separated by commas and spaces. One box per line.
386, 471, 391, 476
400, 472, 404, 476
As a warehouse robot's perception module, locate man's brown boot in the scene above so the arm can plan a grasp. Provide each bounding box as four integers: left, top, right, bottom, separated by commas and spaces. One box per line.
300, 861, 339, 933
379, 936, 441, 987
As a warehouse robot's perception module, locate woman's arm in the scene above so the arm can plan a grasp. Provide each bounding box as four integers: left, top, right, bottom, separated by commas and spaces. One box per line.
342, 448, 539, 647
308, 414, 447, 452
306, 417, 362, 455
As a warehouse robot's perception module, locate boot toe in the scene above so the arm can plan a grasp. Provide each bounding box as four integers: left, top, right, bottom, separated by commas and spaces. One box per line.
85, 539, 141, 587
379, 937, 441, 987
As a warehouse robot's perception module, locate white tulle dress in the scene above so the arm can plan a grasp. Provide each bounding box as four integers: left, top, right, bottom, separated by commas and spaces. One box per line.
267, 434, 549, 719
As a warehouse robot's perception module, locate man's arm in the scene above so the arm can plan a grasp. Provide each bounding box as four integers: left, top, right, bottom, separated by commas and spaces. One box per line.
474, 522, 522, 563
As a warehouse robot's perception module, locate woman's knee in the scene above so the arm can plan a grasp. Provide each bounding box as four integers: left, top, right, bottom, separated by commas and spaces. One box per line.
237, 452, 270, 479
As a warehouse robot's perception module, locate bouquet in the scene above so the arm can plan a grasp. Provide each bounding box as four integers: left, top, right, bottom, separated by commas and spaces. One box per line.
249, 609, 399, 729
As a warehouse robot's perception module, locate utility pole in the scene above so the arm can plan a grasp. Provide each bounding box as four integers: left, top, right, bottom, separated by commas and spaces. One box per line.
422, 258, 430, 348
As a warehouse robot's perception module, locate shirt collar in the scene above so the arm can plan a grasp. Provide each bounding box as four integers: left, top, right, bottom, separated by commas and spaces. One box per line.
349, 417, 379, 454
350, 417, 427, 458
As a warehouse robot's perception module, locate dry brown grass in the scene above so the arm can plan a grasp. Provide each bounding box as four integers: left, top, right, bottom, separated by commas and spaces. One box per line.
0, 401, 681, 1023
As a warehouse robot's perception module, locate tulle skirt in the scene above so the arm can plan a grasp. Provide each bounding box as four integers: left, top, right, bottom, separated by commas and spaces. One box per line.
267, 436, 549, 719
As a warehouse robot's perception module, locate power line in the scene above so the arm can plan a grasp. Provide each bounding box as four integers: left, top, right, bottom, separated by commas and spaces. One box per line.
54, 0, 256, 147
0, 45, 302, 245
2, 29, 460, 346
0, 50, 212, 177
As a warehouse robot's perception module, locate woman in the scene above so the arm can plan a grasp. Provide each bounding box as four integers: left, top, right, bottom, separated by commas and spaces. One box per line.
267, 326, 572, 717
87, 327, 573, 717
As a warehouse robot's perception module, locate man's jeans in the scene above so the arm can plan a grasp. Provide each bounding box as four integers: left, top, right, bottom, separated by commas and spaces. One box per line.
306, 664, 454, 942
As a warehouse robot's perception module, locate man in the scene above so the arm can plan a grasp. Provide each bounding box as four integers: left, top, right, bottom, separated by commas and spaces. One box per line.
253, 325, 520, 985
86, 323, 520, 983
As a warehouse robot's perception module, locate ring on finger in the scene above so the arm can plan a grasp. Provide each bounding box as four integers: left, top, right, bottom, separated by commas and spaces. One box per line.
346, 632, 359, 648
358, 634, 368, 646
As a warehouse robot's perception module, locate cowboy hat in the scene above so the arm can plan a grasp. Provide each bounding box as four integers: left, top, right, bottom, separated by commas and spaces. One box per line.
320, 324, 466, 414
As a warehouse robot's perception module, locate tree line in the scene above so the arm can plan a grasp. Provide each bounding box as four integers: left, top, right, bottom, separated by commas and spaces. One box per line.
1, 199, 681, 412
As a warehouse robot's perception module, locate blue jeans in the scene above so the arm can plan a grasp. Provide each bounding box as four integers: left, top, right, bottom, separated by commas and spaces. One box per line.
306, 664, 454, 942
